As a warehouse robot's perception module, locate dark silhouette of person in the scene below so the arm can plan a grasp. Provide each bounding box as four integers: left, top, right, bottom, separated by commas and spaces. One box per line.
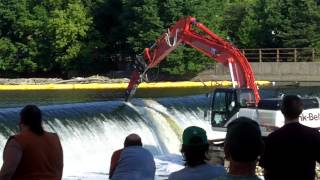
260, 95, 320, 180
216, 117, 264, 180
0, 105, 63, 180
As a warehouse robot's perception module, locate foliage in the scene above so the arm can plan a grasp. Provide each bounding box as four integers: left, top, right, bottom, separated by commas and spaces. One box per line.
121, 0, 163, 53
158, 0, 222, 75
0, 0, 319, 77
0, 0, 92, 76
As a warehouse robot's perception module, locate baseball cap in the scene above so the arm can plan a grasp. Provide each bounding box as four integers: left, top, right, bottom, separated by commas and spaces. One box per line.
182, 126, 208, 146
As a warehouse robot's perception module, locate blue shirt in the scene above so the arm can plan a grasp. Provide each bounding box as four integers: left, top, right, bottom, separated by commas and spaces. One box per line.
168, 163, 226, 180
111, 146, 155, 180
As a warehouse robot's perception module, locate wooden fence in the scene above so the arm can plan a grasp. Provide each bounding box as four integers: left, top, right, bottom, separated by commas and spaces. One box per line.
241, 48, 318, 62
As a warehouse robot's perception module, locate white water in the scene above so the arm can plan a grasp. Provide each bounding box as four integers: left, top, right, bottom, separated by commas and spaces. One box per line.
0, 96, 218, 179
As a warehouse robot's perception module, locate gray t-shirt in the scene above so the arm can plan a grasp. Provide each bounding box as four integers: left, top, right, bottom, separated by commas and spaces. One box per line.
111, 146, 155, 180
168, 163, 226, 180
215, 174, 262, 180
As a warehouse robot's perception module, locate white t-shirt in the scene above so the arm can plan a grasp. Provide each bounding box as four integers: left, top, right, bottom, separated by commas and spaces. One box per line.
168, 163, 226, 180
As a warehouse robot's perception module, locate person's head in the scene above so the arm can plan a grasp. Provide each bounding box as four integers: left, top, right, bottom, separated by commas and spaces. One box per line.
225, 117, 264, 163
20, 105, 44, 135
124, 133, 142, 147
281, 95, 303, 121
181, 126, 209, 167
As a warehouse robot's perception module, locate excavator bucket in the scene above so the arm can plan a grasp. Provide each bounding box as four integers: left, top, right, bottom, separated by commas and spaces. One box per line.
125, 69, 141, 101
124, 55, 148, 101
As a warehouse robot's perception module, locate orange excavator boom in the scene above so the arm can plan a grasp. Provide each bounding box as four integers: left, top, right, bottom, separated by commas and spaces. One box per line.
125, 16, 260, 104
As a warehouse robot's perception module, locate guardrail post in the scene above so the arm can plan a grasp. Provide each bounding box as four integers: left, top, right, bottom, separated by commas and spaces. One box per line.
276, 49, 280, 62
312, 48, 315, 62
259, 49, 262, 62
294, 48, 297, 62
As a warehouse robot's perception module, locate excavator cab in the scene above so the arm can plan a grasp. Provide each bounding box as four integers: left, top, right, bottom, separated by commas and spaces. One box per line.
211, 88, 256, 130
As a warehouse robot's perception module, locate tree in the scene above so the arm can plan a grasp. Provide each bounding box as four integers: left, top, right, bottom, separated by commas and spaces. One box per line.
120, 0, 163, 54
275, 0, 320, 49
235, 0, 320, 50
234, 0, 281, 48
222, 1, 252, 47
46, 2, 92, 70
157, 0, 223, 76
0, 0, 92, 76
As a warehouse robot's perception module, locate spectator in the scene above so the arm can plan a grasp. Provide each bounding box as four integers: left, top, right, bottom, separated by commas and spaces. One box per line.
111, 133, 155, 180
216, 117, 264, 180
109, 133, 143, 178
260, 95, 320, 180
168, 126, 226, 180
0, 105, 63, 180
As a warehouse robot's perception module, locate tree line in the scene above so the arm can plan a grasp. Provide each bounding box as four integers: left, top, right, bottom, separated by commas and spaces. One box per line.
0, 0, 319, 78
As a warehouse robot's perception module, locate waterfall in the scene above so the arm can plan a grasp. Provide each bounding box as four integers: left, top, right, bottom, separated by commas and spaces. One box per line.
0, 95, 215, 179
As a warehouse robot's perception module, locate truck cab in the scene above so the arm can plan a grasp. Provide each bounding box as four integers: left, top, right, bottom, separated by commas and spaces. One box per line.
210, 88, 320, 135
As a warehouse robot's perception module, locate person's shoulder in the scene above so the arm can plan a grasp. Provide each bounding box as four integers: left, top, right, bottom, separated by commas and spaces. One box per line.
266, 128, 282, 140
293, 123, 320, 139
205, 164, 227, 177
4, 136, 21, 149
123, 146, 154, 158
11, 131, 31, 143
168, 168, 187, 180
205, 164, 226, 172
45, 132, 61, 139
13, 131, 28, 138
114, 148, 123, 154
300, 124, 320, 133
140, 147, 154, 156
214, 175, 228, 180
45, 131, 58, 136
111, 148, 123, 157
44, 132, 63, 145
214, 174, 262, 180
267, 123, 299, 138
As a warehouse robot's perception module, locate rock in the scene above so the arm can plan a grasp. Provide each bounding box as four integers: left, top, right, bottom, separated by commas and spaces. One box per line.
0, 76, 129, 85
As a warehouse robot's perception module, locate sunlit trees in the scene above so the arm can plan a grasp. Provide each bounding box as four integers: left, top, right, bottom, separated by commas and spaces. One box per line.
0, 0, 319, 77
0, 0, 91, 76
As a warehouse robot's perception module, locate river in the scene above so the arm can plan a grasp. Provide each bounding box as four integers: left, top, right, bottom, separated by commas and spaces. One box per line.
0, 85, 319, 179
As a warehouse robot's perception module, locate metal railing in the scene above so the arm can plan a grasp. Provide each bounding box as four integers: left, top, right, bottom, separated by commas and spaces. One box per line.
241, 48, 318, 62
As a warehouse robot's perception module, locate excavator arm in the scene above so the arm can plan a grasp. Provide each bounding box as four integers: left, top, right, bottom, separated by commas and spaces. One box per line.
125, 16, 260, 104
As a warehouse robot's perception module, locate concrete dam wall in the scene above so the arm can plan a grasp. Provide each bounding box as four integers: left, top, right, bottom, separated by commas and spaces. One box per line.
195, 62, 320, 82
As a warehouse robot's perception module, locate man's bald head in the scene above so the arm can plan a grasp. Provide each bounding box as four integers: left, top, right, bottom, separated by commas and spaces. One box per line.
124, 133, 142, 147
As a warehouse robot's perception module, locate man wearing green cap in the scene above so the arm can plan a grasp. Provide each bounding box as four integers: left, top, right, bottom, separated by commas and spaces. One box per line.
168, 126, 226, 180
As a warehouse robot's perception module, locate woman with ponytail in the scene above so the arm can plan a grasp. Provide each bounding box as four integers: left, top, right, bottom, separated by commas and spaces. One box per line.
0, 105, 63, 180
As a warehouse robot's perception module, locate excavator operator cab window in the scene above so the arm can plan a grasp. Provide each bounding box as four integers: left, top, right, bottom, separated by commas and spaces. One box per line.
238, 89, 256, 108
211, 89, 237, 127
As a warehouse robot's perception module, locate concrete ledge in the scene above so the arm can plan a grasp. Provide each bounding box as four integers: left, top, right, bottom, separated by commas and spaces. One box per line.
200, 62, 320, 82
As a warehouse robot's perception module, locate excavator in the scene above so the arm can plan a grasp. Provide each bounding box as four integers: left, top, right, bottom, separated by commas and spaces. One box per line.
125, 16, 320, 136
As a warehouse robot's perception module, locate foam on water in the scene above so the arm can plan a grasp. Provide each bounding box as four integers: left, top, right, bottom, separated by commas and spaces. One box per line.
0, 96, 215, 179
